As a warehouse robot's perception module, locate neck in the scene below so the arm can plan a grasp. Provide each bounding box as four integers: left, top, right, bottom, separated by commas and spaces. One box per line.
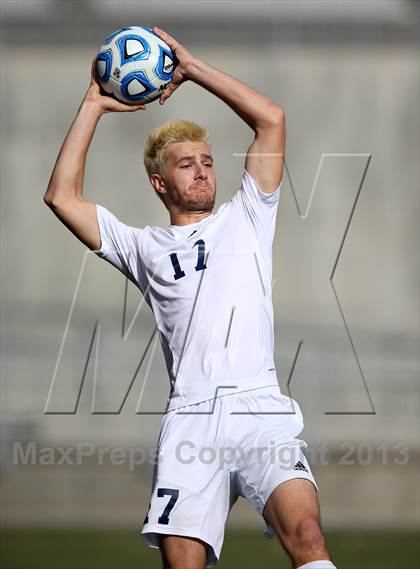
169, 209, 213, 227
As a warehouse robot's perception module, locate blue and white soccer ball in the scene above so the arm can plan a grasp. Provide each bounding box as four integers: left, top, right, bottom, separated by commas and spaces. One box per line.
96, 26, 175, 105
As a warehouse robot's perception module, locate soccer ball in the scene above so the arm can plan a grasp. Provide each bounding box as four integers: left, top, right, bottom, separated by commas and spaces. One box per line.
96, 26, 175, 105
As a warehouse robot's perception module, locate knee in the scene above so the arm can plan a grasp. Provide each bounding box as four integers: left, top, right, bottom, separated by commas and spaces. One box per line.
284, 517, 329, 562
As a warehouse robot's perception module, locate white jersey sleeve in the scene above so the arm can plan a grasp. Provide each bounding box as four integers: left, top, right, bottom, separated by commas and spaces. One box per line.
232, 169, 282, 245
94, 204, 144, 289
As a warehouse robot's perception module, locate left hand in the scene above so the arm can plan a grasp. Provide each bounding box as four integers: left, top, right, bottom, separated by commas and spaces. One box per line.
153, 26, 196, 105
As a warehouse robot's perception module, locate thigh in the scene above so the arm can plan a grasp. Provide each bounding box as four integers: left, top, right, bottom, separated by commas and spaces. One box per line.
262, 478, 320, 536
159, 535, 207, 569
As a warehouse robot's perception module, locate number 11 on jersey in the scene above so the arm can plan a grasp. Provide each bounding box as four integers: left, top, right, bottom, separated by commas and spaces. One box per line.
169, 239, 207, 280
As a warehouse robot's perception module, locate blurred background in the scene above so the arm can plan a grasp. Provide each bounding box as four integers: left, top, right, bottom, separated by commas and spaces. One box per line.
1, 1, 419, 568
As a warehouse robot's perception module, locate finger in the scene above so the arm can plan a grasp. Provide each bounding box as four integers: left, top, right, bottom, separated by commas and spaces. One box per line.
128, 104, 147, 112
159, 82, 180, 105
153, 26, 178, 50
91, 55, 99, 80
111, 101, 147, 112
122, 103, 147, 112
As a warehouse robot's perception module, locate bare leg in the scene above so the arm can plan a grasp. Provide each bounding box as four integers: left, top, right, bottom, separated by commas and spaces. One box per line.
263, 478, 331, 568
159, 535, 208, 569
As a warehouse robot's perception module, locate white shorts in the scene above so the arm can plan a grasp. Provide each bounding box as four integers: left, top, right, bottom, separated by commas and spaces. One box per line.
141, 385, 317, 567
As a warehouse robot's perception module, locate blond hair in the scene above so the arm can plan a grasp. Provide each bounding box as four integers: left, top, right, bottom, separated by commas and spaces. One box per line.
143, 120, 209, 177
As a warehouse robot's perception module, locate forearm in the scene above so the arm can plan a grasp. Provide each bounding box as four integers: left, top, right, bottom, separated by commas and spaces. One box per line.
44, 99, 103, 206
186, 58, 283, 131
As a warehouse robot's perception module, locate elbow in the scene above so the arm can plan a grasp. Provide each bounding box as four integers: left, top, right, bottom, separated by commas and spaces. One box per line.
256, 105, 285, 132
43, 190, 60, 209
268, 105, 285, 127
44, 181, 58, 206
43, 187, 79, 209
43, 192, 54, 208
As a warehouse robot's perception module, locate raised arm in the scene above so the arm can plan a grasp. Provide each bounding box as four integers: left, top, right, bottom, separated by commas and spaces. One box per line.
153, 27, 285, 195
43, 58, 146, 251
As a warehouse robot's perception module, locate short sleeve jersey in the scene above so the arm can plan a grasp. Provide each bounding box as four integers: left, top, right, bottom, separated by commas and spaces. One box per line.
95, 170, 282, 411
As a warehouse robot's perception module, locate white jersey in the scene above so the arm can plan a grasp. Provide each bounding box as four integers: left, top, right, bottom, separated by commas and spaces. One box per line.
95, 169, 282, 411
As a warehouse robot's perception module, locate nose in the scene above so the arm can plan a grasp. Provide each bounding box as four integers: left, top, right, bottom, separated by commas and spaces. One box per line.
195, 162, 208, 180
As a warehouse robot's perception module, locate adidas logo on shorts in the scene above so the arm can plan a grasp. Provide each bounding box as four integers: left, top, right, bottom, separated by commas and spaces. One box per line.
293, 461, 308, 472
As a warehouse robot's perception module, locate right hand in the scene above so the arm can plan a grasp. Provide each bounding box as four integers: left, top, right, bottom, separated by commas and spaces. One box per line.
83, 56, 147, 114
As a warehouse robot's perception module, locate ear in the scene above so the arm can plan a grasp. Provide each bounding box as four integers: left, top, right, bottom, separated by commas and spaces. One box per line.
150, 173, 167, 197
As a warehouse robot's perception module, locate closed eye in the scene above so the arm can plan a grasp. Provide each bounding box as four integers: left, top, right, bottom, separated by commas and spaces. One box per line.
180, 163, 213, 169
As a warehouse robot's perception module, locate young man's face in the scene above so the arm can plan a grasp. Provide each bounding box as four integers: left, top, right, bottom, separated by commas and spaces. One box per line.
156, 140, 216, 212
